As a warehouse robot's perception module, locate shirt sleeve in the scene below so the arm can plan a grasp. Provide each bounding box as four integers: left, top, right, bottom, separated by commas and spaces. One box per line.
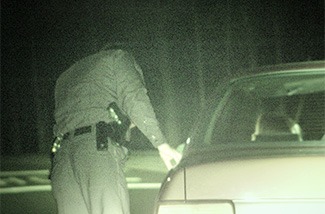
113, 50, 167, 148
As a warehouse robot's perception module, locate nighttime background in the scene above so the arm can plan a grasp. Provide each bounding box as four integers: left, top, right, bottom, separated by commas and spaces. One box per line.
1, 0, 324, 155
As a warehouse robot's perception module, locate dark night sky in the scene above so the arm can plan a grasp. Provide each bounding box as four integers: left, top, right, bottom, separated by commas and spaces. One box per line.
1, 0, 324, 155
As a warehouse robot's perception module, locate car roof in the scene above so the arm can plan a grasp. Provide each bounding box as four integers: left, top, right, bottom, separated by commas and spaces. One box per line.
229, 60, 325, 98
239, 60, 325, 76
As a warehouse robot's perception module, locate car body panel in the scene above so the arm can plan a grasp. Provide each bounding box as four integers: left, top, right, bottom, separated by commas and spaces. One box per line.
233, 199, 325, 214
186, 156, 325, 200
159, 168, 185, 200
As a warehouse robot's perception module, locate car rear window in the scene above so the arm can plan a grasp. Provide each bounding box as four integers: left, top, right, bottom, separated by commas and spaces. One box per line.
208, 75, 325, 144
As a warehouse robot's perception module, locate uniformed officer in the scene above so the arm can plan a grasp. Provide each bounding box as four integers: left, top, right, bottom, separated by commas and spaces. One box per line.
51, 49, 182, 214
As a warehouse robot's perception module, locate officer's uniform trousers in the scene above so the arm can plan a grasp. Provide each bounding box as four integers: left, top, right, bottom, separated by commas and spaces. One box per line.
51, 126, 130, 214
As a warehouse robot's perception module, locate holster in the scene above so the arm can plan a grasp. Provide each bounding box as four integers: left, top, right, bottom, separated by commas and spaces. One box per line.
96, 121, 129, 150
96, 122, 110, 150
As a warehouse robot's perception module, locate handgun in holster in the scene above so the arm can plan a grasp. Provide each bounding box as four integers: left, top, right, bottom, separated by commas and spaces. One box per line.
96, 102, 131, 150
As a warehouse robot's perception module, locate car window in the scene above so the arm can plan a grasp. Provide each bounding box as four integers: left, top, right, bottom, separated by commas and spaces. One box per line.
207, 75, 325, 145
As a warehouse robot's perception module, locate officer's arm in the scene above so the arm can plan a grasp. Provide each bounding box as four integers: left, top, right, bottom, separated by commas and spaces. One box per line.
113, 50, 181, 169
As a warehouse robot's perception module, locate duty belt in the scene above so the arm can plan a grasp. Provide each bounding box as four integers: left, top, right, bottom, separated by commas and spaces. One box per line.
52, 125, 93, 154
54, 121, 128, 152
63, 125, 92, 139
62, 122, 122, 151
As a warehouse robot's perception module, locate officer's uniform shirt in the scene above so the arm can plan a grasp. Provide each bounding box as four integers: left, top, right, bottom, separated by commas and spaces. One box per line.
54, 49, 166, 147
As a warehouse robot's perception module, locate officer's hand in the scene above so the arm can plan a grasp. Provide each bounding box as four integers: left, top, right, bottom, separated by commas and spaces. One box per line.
157, 143, 182, 170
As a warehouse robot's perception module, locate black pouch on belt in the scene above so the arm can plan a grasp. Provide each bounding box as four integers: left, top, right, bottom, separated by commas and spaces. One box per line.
96, 121, 110, 151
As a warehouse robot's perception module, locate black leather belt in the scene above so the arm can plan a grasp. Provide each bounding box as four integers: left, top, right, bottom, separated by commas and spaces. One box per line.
63, 125, 92, 139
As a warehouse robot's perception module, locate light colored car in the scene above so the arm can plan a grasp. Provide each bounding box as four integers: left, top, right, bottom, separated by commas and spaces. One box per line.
154, 61, 325, 214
